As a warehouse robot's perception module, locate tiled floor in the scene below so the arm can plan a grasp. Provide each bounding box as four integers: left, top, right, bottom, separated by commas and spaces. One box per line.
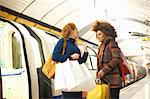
120, 74, 150, 99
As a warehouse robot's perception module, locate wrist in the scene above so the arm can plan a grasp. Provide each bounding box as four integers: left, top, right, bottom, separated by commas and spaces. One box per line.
84, 48, 87, 52
98, 70, 105, 78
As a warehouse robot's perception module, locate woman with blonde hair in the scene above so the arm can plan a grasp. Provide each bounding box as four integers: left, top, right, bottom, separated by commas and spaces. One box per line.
52, 23, 88, 99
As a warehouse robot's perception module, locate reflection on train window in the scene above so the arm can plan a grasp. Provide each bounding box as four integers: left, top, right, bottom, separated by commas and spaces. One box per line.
12, 33, 23, 69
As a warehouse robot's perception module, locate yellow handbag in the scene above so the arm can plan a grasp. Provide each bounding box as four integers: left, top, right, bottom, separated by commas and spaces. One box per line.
87, 83, 110, 99
42, 39, 67, 79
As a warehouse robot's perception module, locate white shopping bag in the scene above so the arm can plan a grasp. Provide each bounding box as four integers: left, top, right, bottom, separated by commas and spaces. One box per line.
55, 59, 95, 92
51, 79, 62, 96
69, 61, 95, 92
64, 60, 88, 91
79, 63, 96, 92
55, 59, 82, 91
54, 61, 68, 91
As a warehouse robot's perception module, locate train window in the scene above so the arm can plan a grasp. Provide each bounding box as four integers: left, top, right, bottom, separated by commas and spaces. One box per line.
12, 33, 23, 69
1, 30, 14, 69
0, 27, 25, 70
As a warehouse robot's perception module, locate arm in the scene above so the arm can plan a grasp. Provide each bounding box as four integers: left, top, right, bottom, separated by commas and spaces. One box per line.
78, 44, 89, 64
52, 38, 70, 62
78, 52, 89, 64
97, 41, 121, 78
69, 43, 89, 64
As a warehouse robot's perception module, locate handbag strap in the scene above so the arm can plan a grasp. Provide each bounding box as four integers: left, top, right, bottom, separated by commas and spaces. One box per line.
54, 38, 66, 64
62, 38, 67, 55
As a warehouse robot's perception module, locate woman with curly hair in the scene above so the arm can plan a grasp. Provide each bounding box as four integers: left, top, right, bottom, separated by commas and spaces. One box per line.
92, 20, 122, 99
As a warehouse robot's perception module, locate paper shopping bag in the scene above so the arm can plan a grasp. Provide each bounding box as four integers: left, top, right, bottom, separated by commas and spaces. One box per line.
55, 59, 95, 92
87, 83, 110, 99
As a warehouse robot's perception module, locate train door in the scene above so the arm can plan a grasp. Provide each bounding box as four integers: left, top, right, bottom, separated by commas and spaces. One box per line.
31, 27, 60, 97
25, 25, 53, 99
13, 22, 42, 99
0, 21, 29, 99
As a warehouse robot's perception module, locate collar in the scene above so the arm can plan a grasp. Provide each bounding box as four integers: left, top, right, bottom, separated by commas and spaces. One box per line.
102, 36, 114, 45
69, 38, 76, 43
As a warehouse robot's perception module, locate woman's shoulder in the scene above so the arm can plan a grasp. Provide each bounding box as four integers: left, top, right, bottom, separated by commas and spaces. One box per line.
109, 40, 119, 48
57, 38, 65, 44
59, 38, 65, 41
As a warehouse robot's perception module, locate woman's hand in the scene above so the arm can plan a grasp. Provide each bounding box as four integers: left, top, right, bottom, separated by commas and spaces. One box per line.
96, 70, 105, 78
70, 53, 80, 60
83, 43, 88, 52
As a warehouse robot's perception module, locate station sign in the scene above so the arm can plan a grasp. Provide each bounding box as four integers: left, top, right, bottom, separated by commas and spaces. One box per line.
141, 37, 150, 41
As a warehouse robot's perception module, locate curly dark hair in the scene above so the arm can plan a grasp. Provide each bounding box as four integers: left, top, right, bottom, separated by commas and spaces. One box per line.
92, 20, 117, 38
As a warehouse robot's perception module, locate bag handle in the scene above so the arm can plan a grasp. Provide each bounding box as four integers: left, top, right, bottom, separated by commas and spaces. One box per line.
54, 38, 67, 64
62, 38, 67, 55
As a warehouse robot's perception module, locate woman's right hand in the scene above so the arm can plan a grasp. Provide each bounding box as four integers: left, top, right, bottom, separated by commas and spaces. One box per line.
70, 53, 80, 60
96, 70, 105, 79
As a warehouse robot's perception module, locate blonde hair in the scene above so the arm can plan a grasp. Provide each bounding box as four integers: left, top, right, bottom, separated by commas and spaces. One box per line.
61, 24, 72, 38
67, 23, 83, 45
61, 23, 78, 38
68, 23, 77, 31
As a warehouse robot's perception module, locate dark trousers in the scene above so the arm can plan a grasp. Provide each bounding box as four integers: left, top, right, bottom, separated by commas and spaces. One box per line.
110, 88, 120, 99
62, 91, 82, 99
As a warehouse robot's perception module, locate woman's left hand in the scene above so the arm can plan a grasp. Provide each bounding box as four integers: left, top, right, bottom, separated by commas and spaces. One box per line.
80, 43, 88, 52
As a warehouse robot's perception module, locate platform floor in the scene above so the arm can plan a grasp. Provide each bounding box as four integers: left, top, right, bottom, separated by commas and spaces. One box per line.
120, 74, 150, 99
